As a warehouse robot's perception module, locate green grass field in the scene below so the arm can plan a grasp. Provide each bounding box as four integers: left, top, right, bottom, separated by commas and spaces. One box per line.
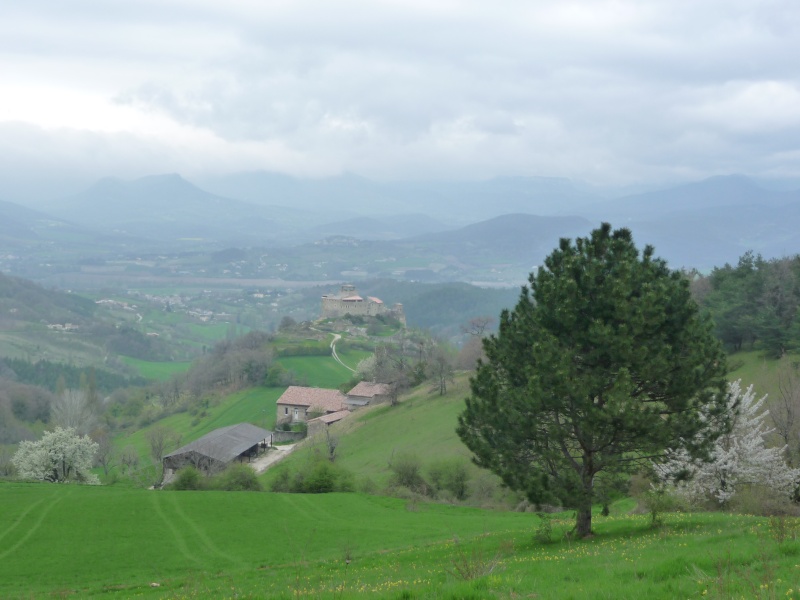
1, 482, 799, 599
120, 357, 193, 381
277, 355, 355, 388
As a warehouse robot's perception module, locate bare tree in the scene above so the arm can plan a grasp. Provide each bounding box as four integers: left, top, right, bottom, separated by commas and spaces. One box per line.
427, 343, 455, 396
771, 357, 800, 466
373, 343, 414, 405
120, 445, 140, 475
461, 316, 494, 338
52, 389, 96, 434
0, 445, 16, 477
325, 428, 339, 462
456, 337, 486, 371
146, 426, 182, 485
92, 428, 116, 477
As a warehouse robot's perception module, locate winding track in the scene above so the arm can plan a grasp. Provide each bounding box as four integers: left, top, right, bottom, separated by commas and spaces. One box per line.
329, 333, 355, 373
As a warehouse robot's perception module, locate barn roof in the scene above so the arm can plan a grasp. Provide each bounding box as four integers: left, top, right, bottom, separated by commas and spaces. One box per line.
348, 381, 392, 398
276, 386, 348, 413
309, 410, 350, 425
163, 423, 270, 463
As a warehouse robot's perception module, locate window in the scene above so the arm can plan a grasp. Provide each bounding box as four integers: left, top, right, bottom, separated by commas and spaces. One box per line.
284, 407, 288, 415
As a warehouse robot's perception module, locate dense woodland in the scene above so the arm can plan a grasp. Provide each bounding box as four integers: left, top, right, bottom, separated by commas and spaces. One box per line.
694, 252, 800, 357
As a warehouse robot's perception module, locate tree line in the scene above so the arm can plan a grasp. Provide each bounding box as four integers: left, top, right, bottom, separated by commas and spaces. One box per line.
694, 251, 800, 357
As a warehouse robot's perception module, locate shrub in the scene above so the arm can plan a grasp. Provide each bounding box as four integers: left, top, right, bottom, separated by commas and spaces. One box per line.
170, 466, 205, 490
728, 485, 800, 517
534, 512, 553, 544
389, 452, 428, 494
212, 463, 262, 492
270, 454, 355, 493
270, 468, 292, 492
428, 458, 471, 500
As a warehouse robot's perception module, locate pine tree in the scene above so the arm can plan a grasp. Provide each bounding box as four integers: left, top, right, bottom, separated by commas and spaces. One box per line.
458, 224, 728, 537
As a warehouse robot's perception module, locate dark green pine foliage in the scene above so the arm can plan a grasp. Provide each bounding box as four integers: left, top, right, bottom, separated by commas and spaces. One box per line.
457, 224, 728, 537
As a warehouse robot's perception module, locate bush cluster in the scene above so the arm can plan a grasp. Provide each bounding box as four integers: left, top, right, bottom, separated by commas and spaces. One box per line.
387, 452, 473, 502
270, 453, 355, 493
167, 463, 263, 492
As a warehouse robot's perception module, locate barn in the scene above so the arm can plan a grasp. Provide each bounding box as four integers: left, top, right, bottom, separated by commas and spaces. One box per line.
162, 423, 270, 475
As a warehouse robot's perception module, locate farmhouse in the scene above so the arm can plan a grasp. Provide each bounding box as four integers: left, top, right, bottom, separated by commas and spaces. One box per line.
346, 381, 393, 408
321, 284, 406, 324
162, 423, 270, 476
276, 386, 349, 424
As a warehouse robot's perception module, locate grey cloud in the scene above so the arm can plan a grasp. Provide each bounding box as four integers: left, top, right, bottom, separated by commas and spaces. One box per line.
4, 1, 800, 186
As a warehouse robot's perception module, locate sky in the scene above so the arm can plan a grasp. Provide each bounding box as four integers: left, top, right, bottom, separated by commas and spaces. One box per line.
1, 0, 799, 200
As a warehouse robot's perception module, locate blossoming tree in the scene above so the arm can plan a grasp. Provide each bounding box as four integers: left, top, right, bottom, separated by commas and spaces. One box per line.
655, 380, 800, 505
12, 426, 100, 484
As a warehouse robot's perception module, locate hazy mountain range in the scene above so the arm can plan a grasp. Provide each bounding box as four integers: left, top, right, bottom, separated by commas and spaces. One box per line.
4, 172, 800, 277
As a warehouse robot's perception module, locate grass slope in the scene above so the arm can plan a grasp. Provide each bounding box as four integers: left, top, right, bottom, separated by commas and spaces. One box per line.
120, 357, 193, 381
261, 374, 477, 488
1, 482, 799, 599
277, 352, 362, 389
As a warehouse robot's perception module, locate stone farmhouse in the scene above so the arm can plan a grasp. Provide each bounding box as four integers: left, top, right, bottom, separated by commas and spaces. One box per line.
276, 386, 349, 425
277, 382, 394, 436
321, 284, 406, 325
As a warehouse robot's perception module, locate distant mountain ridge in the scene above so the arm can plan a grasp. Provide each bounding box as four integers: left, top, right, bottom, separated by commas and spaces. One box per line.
5, 171, 800, 278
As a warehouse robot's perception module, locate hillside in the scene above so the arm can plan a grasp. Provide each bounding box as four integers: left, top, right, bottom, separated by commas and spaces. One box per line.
260, 374, 497, 496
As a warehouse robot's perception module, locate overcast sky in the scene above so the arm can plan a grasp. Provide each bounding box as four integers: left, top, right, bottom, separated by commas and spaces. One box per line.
1, 0, 799, 199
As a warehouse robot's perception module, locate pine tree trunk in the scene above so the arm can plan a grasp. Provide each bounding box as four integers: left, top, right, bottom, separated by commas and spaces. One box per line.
576, 455, 594, 538
576, 503, 592, 538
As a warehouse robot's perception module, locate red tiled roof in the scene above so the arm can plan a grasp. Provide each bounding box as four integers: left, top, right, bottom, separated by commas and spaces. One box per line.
367, 296, 383, 304
276, 386, 348, 413
348, 381, 392, 398
342, 295, 363, 301
309, 410, 350, 425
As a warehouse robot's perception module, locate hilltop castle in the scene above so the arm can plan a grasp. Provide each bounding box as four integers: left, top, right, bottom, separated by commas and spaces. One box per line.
321, 285, 406, 325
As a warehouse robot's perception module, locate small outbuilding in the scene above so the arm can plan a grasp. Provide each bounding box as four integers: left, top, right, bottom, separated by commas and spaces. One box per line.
307, 410, 351, 437
346, 381, 392, 408
162, 423, 270, 476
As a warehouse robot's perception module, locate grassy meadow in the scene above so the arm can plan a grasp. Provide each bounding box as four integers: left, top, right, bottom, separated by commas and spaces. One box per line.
276, 349, 370, 389
2, 482, 800, 599
121, 357, 193, 381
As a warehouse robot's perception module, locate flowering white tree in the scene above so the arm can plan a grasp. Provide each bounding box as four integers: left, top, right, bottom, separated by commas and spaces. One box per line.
12, 427, 100, 484
655, 380, 800, 505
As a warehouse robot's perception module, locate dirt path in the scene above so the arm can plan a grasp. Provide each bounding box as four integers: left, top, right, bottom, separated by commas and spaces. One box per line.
329, 333, 355, 373
250, 444, 298, 474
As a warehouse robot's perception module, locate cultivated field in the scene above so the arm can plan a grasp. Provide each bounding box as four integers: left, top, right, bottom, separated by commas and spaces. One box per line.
1, 482, 799, 599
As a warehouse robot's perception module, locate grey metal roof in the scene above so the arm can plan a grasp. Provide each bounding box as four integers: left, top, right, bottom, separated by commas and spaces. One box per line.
163, 423, 270, 463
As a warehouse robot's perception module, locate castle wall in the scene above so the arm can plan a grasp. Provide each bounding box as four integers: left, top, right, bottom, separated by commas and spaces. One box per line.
320, 285, 406, 325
